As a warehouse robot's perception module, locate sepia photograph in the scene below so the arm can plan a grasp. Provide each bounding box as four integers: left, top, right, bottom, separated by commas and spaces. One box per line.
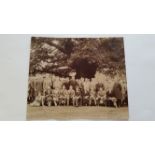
27, 37, 128, 120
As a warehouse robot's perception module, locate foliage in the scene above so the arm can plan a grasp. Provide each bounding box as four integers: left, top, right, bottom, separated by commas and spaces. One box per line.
29, 37, 126, 77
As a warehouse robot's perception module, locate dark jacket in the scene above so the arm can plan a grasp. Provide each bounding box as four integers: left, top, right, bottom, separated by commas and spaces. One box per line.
112, 82, 122, 100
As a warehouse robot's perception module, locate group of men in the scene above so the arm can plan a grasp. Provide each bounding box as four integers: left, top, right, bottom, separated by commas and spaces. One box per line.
27, 73, 128, 108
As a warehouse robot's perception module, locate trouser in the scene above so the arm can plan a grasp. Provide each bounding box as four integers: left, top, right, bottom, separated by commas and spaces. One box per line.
41, 96, 45, 106
117, 99, 122, 107
83, 96, 89, 106
89, 97, 96, 106
47, 100, 52, 106
68, 97, 74, 106
97, 97, 105, 105
74, 97, 81, 106
27, 95, 35, 104
53, 98, 58, 106
107, 97, 117, 107
59, 97, 67, 106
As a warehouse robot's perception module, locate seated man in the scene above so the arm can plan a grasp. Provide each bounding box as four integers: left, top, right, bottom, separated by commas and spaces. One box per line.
83, 90, 90, 106
122, 90, 128, 106
89, 88, 97, 106
52, 88, 59, 106
96, 87, 106, 106
45, 88, 53, 107
111, 80, 122, 107
109, 97, 117, 108
78, 78, 85, 106
68, 85, 75, 106
27, 84, 35, 104
30, 92, 43, 107
74, 86, 82, 107
105, 90, 117, 108
59, 85, 68, 106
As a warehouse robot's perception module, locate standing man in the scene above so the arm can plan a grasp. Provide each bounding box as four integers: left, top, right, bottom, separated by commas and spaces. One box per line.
96, 87, 106, 106
83, 89, 90, 106
30, 92, 43, 107
59, 85, 68, 106
89, 88, 97, 106
112, 79, 122, 107
63, 77, 70, 90
78, 77, 85, 106
95, 78, 104, 92
68, 85, 75, 106
74, 86, 82, 107
27, 81, 35, 104
52, 87, 59, 106
84, 78, 91, 93
53, 77, 62, 90
45, 87, 53, 107
43, 74, 52, 95
69, 75, 78, 90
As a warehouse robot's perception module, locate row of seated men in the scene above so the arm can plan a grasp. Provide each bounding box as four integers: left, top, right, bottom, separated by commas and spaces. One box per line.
28, 81, 128, 107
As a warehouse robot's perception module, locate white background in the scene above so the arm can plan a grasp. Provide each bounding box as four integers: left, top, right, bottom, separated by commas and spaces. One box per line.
1, 34, 155, 120
0, 0, 155, 155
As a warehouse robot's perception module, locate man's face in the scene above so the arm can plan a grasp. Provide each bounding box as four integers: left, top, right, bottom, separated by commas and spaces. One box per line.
69, 86, 73, 90
81, 78, 84, 82
56, 77, 60, 81
66, 77, 69, 81
99, 87, 103, 91
53, 75, 56, 78
72, 76, 75, 80
90, 88, 94, 92
76, 87, 79, 91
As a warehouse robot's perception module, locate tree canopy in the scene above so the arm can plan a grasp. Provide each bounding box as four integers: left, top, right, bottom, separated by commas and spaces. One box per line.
29, 37, 126, 78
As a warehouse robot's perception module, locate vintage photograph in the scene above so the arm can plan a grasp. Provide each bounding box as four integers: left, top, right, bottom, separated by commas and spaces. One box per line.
27, 37, 128, 120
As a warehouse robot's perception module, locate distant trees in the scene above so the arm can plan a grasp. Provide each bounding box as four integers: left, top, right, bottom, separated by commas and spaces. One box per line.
29, 37, 125, 77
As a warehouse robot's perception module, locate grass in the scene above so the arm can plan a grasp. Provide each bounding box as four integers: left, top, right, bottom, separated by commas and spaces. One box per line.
27, 105, 128, 121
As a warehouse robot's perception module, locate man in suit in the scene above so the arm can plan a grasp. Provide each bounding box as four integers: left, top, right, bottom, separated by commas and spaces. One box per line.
68, 85, 75, 106
74, 86, 82, 107
112, 79, 122, 107
89, 88, 97, 106
59, 85, 69, 106
96, 87, 106, 106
